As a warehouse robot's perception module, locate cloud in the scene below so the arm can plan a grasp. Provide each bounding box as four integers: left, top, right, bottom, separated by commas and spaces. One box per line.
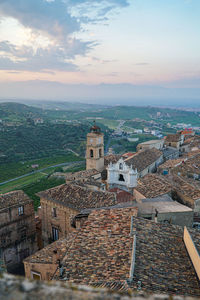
0, 0, 129, 72
0, 0, 78, 42
0, 40, 94, 72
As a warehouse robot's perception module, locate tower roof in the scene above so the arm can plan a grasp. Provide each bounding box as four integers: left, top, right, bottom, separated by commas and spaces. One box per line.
90, 121, 101, 134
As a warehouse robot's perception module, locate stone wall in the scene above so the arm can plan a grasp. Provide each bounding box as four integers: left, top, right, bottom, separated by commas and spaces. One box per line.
0, 201, 37, 272
40, 197, 78, 245
1, 273, 199, 300
24, 261, 57, 281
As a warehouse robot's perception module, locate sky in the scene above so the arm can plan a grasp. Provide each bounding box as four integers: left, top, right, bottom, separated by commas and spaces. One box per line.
0, 0, 200, 104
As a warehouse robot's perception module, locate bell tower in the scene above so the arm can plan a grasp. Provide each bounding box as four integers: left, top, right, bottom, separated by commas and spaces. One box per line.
86, 122, 104, 172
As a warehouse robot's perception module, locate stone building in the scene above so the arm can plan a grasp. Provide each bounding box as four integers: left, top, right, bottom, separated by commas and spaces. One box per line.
86, 123, 104, 172
136, 139, 164, 151
24, 237, 72, 281
38, 183, 116, 246
0, 191, 37, 273
164, 133, 183, 149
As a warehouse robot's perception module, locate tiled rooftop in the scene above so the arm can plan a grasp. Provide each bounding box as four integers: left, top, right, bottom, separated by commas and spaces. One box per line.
122, 152, 135, 158
56, 207, 200, 296
171, 153, 200, 177
0, 190, 32, 210
58, 207, 138, 284
158, 158, 184, 170
104, 154, 121, 166
109, 188, 135, 203
24, 233, 76, 264
135, 174, 172, 198
65, 169, 99, 181
38, 183, 117, 210
165, 134, 181, 143
124, 148, 163, 172
183, 135, 200, 147
167, 174, 200, 203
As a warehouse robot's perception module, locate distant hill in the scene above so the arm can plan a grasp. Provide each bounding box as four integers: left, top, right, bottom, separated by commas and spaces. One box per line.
0, 102, 44, 123
1, 101, 199, 126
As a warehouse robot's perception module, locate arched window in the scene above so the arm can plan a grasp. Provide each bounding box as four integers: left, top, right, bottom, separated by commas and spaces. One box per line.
119, 174, 125, 182
99, 149, 102, 157
90, 149, 94, 158
119, 163, 123, 170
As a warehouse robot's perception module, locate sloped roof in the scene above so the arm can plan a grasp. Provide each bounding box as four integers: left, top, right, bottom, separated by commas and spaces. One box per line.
158, 158, 184, 170
65, 169, 99, 181
104, 154, 121, 166
124, 148, 162, 172
0, 190, 32, 210
135, 174, 172, 198
165, 134, 181, 143
23, 235, 75, 264
172, 153, 200, 177
38, 183, 116, 211
57, 207, 200, 296
109, 188, 135, 203
168, 175, 200, 205
59, 207, 138, 284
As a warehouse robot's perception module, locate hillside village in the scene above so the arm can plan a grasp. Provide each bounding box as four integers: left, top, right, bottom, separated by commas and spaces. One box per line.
1, 123, 200, 296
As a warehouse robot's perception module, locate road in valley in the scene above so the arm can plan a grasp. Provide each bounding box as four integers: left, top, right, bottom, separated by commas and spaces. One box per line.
0, 161, 84, 186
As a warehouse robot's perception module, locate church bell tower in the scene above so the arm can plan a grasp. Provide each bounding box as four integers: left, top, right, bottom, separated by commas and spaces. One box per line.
86, 122, 104, 172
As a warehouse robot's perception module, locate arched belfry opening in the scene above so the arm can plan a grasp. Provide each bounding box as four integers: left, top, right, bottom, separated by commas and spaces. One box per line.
119, 174, 125, 182
90, 149, 94, 158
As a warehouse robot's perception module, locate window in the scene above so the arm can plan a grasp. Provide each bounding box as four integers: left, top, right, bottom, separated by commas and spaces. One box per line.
99, 149, 102, 157
52, 227, 59, 241
18, 206, 24, 216
119, 163, 123, 170
31, 271, 41, 281
118, 174, 125, 182
20, 229, 27, 240
52, 207, 57, 218
90, 149, 94, 158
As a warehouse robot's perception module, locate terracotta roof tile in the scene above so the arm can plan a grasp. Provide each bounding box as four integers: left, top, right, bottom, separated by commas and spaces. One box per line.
65, 169, 99, 181
38, 183, 116, 210
165, 134, 181, 143
56, 207, 200, 296
124, 148, 162, 172
0, 190, 32, 210
104, 154, 121, 166
135, 174, 172, 198
23, 234, 75, 264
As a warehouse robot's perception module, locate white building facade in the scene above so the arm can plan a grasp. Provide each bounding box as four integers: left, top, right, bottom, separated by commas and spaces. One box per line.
107, 158, 137, 191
